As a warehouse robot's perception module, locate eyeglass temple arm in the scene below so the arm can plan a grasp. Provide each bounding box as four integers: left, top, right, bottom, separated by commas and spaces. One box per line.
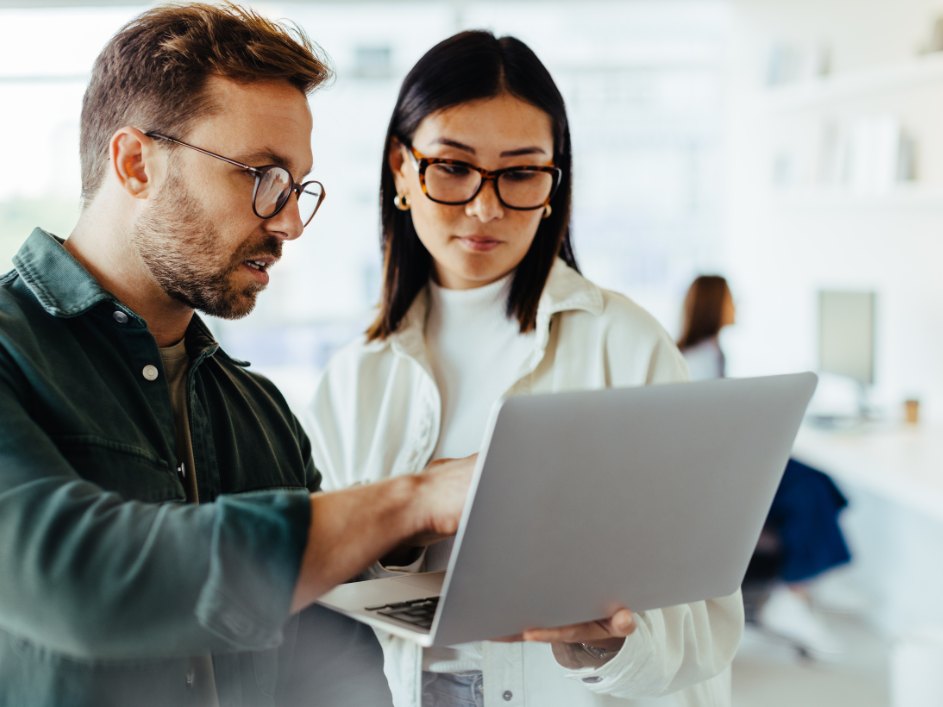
144, 132, 261, 175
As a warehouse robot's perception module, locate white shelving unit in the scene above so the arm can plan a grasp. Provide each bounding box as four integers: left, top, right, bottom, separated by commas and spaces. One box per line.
767, 183, 943, 210
745, 53, 943, 116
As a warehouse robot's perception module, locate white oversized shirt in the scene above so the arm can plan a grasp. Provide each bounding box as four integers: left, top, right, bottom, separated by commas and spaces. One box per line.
304, 259, 744, 707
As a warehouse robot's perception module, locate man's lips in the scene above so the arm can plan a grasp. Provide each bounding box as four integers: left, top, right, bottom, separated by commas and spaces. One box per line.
455, 235, 503, 252
240, 256, 277, 285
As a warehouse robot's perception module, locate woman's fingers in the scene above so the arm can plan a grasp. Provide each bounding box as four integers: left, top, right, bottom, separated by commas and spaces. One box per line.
521, 608, 636, 650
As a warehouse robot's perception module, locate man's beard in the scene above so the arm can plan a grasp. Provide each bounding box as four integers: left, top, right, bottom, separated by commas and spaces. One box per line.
131, 171, 282, 320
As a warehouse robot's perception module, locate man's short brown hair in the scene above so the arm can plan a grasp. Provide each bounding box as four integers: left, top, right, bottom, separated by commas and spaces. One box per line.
80, 2, 332, 205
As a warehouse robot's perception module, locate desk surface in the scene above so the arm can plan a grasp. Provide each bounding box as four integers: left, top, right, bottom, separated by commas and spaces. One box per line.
792, 423, 943, 522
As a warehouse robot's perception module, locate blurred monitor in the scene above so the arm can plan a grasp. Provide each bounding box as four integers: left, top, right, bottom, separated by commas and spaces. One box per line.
818, 290, 875, 386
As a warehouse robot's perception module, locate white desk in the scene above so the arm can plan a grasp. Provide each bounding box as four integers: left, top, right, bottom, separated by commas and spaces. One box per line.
792, 423, 943, 636
792, 423, 943, 522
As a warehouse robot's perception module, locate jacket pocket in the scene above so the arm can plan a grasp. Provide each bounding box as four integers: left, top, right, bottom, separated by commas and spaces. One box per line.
53, 435, 184, 503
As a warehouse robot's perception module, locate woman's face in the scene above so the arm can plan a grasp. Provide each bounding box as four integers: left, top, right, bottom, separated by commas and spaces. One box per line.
721, 289, 737, 328
390, 93, 555, 290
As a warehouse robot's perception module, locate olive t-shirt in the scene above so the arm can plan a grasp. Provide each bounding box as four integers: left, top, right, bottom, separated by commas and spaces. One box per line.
159, 339, 218, 707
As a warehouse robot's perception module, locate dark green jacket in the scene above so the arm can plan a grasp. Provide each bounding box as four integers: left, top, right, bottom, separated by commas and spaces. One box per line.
0, 229, 318, 706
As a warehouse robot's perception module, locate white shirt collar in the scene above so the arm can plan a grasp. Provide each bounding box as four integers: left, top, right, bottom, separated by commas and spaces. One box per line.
364, 258, 603, 358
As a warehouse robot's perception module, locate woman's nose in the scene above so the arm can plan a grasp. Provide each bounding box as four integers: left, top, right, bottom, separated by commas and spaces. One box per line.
465, 179, 504, 222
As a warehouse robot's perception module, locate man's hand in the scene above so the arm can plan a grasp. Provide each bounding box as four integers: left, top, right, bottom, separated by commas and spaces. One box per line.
409, 455, 477, 546
496, 607, 637, 653
291, 454, 476, 612
381, 455, 478, 565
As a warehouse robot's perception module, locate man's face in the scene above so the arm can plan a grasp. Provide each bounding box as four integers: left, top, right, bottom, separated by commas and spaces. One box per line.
132, 76, 314, 319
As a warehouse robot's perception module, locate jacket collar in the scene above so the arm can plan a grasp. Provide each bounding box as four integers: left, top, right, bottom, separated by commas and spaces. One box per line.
13, 228, 232, 363
14, 228, 117, 318
365, 258, 604, 359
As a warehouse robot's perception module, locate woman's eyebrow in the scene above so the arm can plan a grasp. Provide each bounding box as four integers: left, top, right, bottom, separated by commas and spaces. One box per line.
500, 146, 547, 157
434, 138, 476, 153
433, 138, 547, 158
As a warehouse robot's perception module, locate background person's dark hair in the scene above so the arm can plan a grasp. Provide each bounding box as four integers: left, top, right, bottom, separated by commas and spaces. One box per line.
366, 30, 579, 341
677, 275, 731, 351
80, 2, 332, 206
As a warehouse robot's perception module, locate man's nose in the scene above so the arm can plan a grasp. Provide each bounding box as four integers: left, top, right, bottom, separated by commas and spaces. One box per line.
265, 192, 305, 241
465, 179, 504, 222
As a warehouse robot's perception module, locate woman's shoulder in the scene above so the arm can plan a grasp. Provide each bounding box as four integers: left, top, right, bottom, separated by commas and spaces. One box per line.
318, 331, 394, 384
681, 337, 724, 381
547, 263, 673, 345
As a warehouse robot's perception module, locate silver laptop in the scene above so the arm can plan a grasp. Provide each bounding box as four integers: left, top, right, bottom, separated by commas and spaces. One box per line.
318, 373, 817, 647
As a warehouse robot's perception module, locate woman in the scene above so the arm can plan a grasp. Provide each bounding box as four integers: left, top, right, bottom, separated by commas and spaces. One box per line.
677, 275, 850, 657
306, 31, 742, 707
676, 276, 735, 381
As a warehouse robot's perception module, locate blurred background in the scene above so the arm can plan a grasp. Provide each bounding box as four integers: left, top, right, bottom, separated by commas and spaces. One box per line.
4, 1, 943, 705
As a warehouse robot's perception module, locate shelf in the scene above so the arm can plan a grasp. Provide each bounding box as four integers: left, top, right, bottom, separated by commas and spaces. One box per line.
746, 53, 943, 116
766, 184, 943, 210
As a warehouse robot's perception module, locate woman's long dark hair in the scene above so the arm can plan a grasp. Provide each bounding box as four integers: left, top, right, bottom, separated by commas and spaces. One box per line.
677, 275, 731, 351
366, 30, 579, 341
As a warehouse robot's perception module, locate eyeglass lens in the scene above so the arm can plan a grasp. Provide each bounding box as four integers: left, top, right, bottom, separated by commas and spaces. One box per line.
255, 168, 324, 225
424, 163, 554, 208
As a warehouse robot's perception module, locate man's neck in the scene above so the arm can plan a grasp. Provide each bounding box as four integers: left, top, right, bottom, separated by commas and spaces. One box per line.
65, 205, 194, 348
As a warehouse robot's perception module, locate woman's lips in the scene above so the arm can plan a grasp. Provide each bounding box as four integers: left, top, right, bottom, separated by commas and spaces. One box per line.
455, 235, 502, 252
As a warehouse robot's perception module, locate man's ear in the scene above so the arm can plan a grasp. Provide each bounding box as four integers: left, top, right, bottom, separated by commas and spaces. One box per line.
109, 127, 159, 199
388, 138, 408, 193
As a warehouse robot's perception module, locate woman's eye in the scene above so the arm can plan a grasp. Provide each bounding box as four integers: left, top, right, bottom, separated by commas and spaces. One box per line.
438, 164, 472, 177
503, 170, 538, 182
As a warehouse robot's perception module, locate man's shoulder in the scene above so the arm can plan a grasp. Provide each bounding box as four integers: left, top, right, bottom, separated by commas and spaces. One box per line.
0, 266, 48, 345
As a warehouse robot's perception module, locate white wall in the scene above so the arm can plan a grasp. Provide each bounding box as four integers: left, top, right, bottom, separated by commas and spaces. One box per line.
726, 0, 943, 638
725, 0, 943, 423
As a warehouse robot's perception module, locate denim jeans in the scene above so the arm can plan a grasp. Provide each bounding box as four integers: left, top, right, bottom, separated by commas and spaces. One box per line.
421, 671, 485, 707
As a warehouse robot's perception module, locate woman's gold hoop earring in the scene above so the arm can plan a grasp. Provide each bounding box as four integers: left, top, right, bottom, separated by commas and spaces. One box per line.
394, 193, 411, 211
542, 203, 552, 219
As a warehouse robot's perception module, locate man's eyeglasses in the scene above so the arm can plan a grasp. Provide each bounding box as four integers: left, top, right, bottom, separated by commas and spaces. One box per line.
145, 132, 326, 227
406, 145, 561, 211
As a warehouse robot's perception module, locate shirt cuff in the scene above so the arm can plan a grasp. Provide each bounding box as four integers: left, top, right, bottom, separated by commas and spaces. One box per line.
194, 490, 311, 651
551, 613, 664, 695
378, 547, 428, 574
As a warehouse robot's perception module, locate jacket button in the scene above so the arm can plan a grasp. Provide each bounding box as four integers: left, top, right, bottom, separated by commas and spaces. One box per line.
142, 365, 159, 381
113, 310, 128, 324
503, 690, 513, 701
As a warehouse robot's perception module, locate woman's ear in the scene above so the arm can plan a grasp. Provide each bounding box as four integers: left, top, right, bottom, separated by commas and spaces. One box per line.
388, 138, 408, 193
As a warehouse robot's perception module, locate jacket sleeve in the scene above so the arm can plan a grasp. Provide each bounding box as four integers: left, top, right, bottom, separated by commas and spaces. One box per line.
552, 591, 743, 699
0, 352, 311, 662
551, 298, 744, 697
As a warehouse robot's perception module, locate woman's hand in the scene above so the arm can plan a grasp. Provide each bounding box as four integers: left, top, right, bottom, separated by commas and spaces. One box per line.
495, 607, 637, 652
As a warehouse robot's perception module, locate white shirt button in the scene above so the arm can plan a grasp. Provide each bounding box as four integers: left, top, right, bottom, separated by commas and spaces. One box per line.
113, 310, 129, 324
142, 365, 159, 381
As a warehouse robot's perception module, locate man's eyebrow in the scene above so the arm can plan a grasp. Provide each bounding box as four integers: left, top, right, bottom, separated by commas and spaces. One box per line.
433, 138, 547, 158
235, 148, 297, 173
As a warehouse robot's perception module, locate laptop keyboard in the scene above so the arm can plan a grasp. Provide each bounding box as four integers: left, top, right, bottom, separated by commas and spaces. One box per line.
365, 596, 439, 630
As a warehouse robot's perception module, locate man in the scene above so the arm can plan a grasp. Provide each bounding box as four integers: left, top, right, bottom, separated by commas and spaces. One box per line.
0, 5, 472, 706
0, 4, 642, 706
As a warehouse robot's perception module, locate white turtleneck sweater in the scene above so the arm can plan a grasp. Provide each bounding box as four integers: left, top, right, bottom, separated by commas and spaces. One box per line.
421, 273, 536, 674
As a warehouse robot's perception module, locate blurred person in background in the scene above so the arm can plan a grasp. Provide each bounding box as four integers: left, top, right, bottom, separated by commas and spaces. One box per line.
305, 31, 743, 707
678, 275, 851, 657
